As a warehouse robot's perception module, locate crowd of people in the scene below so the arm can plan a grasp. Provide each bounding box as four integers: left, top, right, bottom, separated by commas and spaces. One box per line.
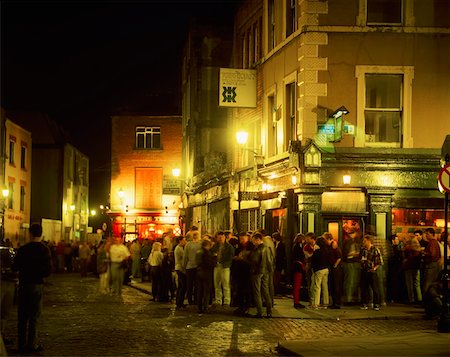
1, 223, 447, 353
85, 225, 446, 317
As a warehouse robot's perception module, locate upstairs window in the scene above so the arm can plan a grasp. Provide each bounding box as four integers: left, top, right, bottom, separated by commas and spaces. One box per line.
20, 145, 27, 169
286, 0, 297, 37
365, 74, 402, 144
20, 185, 25, 211
9, 139, 15, 165
268, 0, 276, 51
355, 65, 414, 148
286, 81, 297, 149
135, 127, 161, 149
367, 0, 402, 25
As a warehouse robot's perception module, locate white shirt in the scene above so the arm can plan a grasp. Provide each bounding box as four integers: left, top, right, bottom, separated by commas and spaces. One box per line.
109, 244, 131, 263
174, 244, 184, 271
148, 251, 164, 267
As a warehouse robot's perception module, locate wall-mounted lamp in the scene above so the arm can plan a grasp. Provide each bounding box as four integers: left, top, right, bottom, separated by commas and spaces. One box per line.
2, 189, 9, 199
70, 204, 76, 211
172, 168, 181, 177
236, 130, 249, 145
343, 174, 351, 185
291, 175, 298, 185
332, 106, 349, 119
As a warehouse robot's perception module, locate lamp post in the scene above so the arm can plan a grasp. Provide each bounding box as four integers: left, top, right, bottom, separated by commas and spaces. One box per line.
1, 188, 9, 241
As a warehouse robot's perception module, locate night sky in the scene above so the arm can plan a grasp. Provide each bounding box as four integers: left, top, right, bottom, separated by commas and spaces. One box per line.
1, 0, 237, 206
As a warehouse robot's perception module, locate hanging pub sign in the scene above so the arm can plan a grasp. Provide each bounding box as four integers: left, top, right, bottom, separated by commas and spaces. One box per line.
219, 68, 257, 108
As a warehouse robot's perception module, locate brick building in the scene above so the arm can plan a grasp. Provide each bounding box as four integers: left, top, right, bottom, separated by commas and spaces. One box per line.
110, 115, 182, 241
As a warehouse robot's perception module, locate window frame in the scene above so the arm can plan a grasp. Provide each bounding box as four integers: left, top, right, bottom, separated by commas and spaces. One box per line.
9, 139, 15, 165
284, 71, 297, 151
355, 65, 414, 148
20, 145, 27, 169
20, 185, 25, 211
135, 126, 162, 150
366, 0, 403, 26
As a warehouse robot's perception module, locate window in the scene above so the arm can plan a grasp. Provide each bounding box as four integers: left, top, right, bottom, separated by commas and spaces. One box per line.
135, 127, 161, 149
367, 0, 402, 25
355, 66, 414, 148
365, 74, 402, 144
9, 140, 15, 165
267, 94, 278, 156
8, 182, 13, 209
241, 19, 262, 68
20, 185, 25, 211
268, 0, 276, 51
286, 0, 297, 37
286, 82, 297, 149
20, 145, 27, 169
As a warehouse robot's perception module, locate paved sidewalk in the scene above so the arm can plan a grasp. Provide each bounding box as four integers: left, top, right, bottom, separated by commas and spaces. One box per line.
277, 331, 450, 356
128, 279, 426, 321
129, 279, 450, 357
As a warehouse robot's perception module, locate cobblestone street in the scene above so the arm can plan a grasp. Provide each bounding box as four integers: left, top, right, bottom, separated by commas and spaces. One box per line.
3, 274, 438, 357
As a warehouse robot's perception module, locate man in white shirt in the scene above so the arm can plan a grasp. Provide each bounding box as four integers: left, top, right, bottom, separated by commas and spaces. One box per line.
174, 236, 187, 308
109, 236, 131, 295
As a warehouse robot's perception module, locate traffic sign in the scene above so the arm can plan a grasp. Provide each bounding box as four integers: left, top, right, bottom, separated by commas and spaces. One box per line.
438, 163, 450, 193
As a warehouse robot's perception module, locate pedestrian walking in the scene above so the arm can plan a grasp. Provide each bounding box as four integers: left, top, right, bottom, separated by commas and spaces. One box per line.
148, 241, 164, 301
196, 238, 215, 314
310, 236, 330, 309
109, 236, 130, 296
12, 223, 52, 353
174, 236, 187, 308
183, 230, 201, 305
96, 241, 110, 294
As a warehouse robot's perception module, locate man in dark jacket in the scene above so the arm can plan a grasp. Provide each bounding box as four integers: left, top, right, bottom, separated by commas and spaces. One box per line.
12, 223, 51, 353
249, 232, 272, 318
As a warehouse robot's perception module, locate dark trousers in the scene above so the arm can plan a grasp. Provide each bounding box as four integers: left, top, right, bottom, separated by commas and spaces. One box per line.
18, 284, 43, 350
186, 268, 197, 305
330, 265, 343, 306
176, 270, 187, 307
196, 269, 212, 312
235, 271, 252, 311
150, 266, 162, 300
361, 270, 381, 306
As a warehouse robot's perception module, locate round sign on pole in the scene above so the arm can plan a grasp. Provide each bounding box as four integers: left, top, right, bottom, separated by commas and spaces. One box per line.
438, 163, 450, 193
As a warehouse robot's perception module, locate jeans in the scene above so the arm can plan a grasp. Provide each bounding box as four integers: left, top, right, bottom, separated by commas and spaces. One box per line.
214, 266, 231, 305
18, 284, 44, 350
110, 262, 125, 295
176, 270, 187, 307
404, 269, 422, 303
186, 268, 197, 305
361, 270, 381, 306
343, 262, 361, 303
311, 268, 329, 307
251, 273, 272, 316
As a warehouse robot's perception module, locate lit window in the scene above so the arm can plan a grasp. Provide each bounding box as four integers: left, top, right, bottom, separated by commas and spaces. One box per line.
355, 66, 414, 148
135, 127, 161, 149
366, 0, 402, 25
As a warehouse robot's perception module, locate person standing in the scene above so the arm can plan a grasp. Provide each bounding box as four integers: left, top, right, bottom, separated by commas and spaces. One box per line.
174, 236, 187, 309
96, 241, 110, 294
232, 232, 254, 316
109, 236, 130, 296
195, 238, 215, 314
422, 228, 441, 295
210, 231, 235, 307
326, 234, 343, 309
249, 232, 272, 318
359, 234, 383, 311
78, 241, 91, 278
12, 223, 51, 353
272, 232, 286, 296
129, 239, 141, 279
403, 236, 422, 304
182, 230, 201, 305
291, 233, 306, 309
310, 236, 330, 309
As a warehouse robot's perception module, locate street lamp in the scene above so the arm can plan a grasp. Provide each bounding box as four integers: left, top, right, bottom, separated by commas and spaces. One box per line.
1, 188, 9, 241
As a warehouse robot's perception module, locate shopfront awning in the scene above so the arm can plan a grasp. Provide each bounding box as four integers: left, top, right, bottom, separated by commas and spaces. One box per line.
322, 191, 367, 213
